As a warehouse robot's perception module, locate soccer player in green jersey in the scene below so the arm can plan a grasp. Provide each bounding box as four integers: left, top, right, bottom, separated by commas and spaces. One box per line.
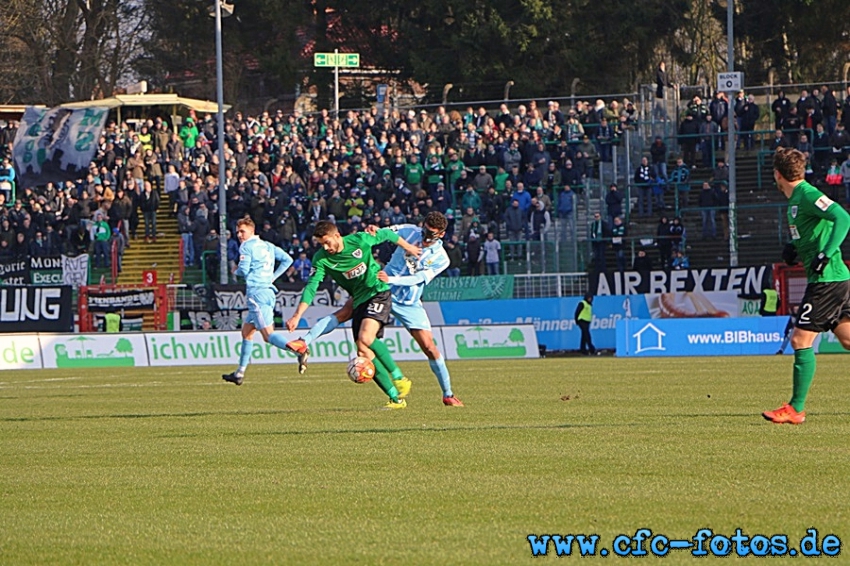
763, 147, 850, 424
286, 220, 421, 409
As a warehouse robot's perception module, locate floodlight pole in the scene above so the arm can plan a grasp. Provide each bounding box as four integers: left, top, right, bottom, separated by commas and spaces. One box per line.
727, 0, 738, 267
215, 0, 228, 284
334, 48, 340, 119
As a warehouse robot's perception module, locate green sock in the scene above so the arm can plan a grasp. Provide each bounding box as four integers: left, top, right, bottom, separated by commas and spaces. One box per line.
790, 347, 816, 412
371, 356, 399, 402
370, 339, 403, 380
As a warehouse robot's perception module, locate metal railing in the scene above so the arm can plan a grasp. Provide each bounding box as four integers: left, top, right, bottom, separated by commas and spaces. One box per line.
512, 273, 589, 298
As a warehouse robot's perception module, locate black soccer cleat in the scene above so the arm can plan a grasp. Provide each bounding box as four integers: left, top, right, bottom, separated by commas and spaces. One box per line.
222, 371, 244, 386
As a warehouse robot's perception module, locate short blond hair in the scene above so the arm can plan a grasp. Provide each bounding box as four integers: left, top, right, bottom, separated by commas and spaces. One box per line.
236, 216, 255, 230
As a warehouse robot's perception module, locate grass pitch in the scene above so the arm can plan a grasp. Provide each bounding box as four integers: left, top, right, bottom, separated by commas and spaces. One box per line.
1, 356, 849, 564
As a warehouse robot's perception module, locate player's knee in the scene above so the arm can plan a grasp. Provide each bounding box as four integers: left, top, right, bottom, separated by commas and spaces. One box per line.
837, 335, 850, 350
790, 334, 809, 351
421, 343, 440, 360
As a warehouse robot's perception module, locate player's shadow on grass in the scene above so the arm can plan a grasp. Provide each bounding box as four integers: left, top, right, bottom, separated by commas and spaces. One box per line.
0, 408, 355, 423
667, 411, 850, 420
159, 422, 637, 439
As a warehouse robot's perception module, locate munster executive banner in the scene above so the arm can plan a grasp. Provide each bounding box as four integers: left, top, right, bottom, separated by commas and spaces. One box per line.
12, 106, 109, 187
29, 256, 63, 285
0, 285, 73, 332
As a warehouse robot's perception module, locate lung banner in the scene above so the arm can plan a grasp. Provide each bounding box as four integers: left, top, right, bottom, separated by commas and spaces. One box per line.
13, 106, 109, 187
0, 286, 73, 332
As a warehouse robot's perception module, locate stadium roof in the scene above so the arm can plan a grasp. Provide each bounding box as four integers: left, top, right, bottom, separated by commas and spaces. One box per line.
60, 93, 230, 113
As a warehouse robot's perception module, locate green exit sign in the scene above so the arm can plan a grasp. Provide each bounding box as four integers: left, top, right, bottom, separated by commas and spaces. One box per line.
314, 52, 360, 68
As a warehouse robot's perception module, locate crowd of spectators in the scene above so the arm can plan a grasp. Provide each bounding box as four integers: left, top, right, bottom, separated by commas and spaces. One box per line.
1, 84, 849, 277
0, 95, 644, 276
597, 85, 850, 273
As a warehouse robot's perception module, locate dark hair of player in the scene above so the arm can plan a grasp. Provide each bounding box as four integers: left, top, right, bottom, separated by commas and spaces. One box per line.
773, 147, 807, 182
313, 220, 340, 238
424, 211, 448, 232
236, 216, 254, 229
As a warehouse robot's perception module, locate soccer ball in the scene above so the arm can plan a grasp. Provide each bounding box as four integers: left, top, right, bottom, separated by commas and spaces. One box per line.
347, 356, 376, 383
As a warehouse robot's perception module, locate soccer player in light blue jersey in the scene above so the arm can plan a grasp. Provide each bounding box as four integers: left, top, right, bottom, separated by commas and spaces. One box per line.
222, 216, 294, 385
286, 211, 463, 406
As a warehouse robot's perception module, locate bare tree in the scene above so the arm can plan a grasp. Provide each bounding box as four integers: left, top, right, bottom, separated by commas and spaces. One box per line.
0, 0, 146, 105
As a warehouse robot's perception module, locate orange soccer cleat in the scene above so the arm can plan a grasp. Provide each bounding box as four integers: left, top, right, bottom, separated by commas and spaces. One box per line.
442, 396, 465, 407
762, 403, 806, 424
285, 339, 310, 375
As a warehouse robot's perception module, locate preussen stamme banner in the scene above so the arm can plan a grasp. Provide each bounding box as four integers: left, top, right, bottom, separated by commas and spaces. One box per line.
422, 275, 514, 301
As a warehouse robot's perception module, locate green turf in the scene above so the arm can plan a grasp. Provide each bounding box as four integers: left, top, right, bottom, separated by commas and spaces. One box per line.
1, 356, 849, 564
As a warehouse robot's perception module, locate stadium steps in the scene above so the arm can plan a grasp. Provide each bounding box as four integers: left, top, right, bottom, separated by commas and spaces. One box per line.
118, 214, 183, 284
616, 153, 788, 269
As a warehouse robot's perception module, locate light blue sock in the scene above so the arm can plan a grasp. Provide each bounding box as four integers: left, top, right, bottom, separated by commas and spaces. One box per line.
303, 315, 340, 346
429, 357, 453, 397
267, 332, 288, 351
237, 339, 253, 374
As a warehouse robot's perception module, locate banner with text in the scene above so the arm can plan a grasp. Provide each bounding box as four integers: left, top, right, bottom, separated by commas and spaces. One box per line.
29, 256, 64, 286
2, 255, 90, 287
86, 289, 157, 311
422, 275, 514, 301
436, 292, 760, 351
616, 317, 793, 357
62, 254, 89, 288
0, 258, 30, 286
0, 334, 43, 370
592, 266, 771, 296
0, 286, 73, 332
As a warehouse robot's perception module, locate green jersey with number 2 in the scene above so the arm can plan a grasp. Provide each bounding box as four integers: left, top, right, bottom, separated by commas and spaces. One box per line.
787, 180, 850, 283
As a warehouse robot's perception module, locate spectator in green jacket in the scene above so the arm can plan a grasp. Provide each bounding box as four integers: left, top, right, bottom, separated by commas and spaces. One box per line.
179, 118, 199, 153
92, 212, 111, 268
461, 185, 482, 213
404, 154, 425, 193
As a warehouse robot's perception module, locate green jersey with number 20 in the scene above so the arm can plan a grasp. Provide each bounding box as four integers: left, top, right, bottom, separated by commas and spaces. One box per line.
787, 180, 850, 283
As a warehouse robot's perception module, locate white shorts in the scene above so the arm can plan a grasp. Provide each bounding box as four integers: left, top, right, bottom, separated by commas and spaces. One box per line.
391, 302, 431, 331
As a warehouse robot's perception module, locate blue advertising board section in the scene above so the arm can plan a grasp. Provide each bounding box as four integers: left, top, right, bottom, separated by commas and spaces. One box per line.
436, 296, 651, 351
616, 317, 793, 357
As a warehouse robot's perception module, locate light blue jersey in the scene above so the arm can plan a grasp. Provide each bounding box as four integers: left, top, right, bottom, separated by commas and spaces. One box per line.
384, 225, 450, 306
236, 236, 293, 291
236, 236, 293, 330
